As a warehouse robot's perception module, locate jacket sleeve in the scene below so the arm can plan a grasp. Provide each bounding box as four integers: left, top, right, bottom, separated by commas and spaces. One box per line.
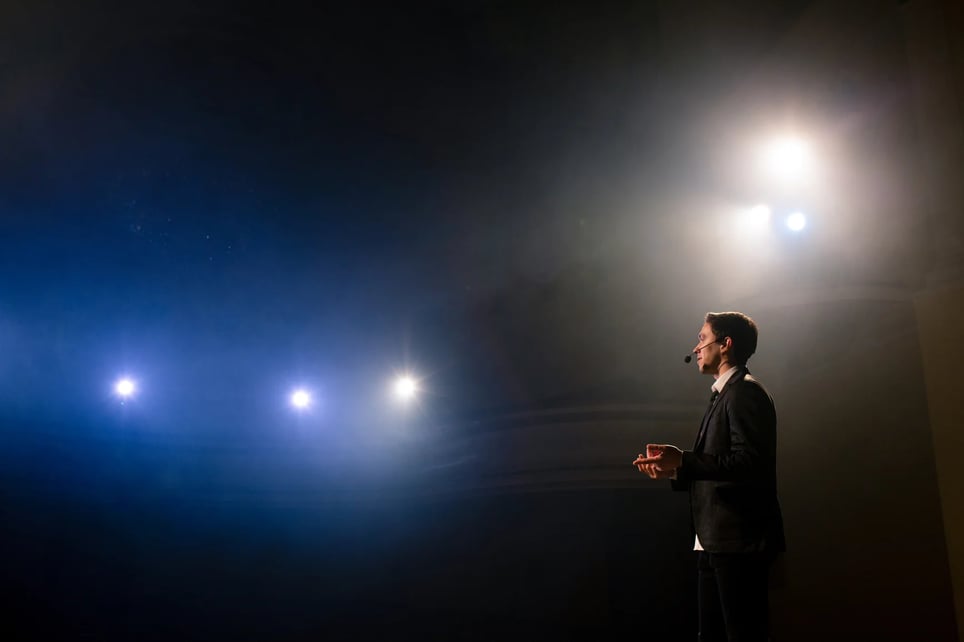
677, 381, 775, 482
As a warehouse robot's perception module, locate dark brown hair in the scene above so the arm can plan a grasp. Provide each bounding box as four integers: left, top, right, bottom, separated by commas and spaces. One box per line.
705, 311, 759, 366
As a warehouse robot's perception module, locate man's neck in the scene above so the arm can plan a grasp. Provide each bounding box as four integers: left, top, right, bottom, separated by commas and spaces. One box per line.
713, 362, 736, 379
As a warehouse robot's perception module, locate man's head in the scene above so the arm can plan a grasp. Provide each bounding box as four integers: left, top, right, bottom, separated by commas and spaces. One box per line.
693, 311, 758, 375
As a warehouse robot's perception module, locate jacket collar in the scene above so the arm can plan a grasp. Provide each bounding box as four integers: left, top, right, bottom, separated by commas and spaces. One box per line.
694, 366, 748, 450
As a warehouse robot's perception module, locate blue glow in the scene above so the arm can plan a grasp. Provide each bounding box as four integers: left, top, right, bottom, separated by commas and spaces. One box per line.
290, 388, 312, 410
786, 211, 807, 232
114, 377, 137, 399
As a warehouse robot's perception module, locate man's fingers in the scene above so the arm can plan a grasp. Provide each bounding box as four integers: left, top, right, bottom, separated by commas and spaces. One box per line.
634, 451, 675, 478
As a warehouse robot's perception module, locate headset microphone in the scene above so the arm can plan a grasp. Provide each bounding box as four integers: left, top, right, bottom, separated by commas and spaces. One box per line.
683, 338, 727, 363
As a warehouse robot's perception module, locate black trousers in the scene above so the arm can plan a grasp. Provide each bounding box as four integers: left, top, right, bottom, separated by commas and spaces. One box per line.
697, 551, 771, 642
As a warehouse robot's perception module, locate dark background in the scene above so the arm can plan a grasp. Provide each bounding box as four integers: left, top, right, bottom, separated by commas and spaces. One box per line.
0, 1, 960, 640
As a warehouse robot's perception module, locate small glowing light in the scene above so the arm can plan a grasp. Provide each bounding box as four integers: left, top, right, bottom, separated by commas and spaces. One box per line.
786, 211, 807, 232
393, 376, 417, 401
114, 378, 136, 398
290, 388, 312, 409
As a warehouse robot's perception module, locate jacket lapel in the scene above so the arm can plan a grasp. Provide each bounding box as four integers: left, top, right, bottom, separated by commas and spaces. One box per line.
693, 367, 747, 451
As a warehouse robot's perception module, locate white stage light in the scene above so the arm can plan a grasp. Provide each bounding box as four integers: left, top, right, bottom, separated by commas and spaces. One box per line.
786, 211, 807, 232
746, 204, 771, 225
393, 376, 417, 401
290, 388, 312, 410
114, 377, 137, 399
761, 136, 812, 181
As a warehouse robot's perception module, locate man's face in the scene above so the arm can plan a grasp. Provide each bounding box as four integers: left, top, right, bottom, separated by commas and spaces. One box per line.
694, 322, 723, 376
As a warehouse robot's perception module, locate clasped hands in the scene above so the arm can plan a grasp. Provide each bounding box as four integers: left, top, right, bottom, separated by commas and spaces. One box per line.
633, 444, 683, 480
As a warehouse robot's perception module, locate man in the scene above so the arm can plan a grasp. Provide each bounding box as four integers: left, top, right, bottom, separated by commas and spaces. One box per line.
633, 311, 784, 642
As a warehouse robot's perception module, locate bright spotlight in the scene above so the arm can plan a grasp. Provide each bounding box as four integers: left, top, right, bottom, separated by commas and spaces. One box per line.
393, 376, 417, 402
761, 136, 812, 181
746, 204, 771, 224
786, 211, 807, 232
114, 377, 136, 399
289, 388, 312, 410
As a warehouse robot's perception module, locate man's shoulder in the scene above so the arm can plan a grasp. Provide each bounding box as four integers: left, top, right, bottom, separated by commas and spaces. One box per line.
731, 370, 771, 395
741, 371, 764, 386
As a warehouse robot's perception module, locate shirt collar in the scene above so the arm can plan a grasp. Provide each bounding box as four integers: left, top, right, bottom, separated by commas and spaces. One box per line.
711, 365, 742, 394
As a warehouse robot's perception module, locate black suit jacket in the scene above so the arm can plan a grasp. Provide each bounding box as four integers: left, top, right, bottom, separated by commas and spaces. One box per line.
672, 367, 785, 554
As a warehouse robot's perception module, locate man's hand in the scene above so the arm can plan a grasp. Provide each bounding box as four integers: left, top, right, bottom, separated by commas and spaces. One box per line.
634, 444, 667, 477
633, 444, 684, 477
632, 454, 678, 479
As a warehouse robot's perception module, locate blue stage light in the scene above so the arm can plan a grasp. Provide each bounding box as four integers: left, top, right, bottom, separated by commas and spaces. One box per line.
114, 377, 137, 399
786, 211, 807, 232
290, 388, 312, 410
